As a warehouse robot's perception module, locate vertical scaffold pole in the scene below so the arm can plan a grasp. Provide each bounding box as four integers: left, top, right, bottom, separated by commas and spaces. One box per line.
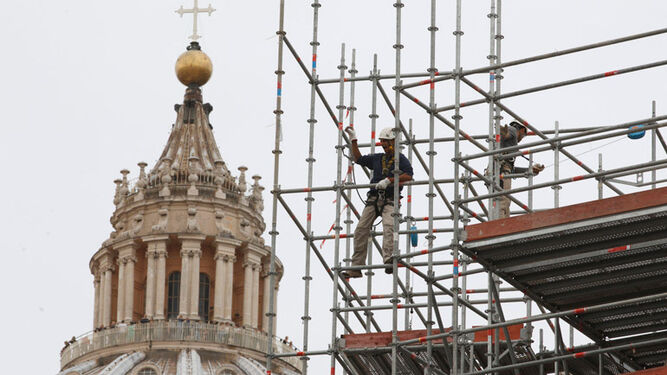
452, 0, 463, 373
343, 48, 358, 334
366, 54, 379, 333
301, 1, 320, 373
426, 0, 438, 372
652, 100, 657, 189
404, 120, 414, 331
493, 0, 504, 216
266, 0, 286, 373
392, 0, 404, 373
553, 121, 561, 208
598, 154, 604, 199
486, 2, 497, 372
330, 43, 347, 375
460, 170, 471, 374
487, 0, 497, 220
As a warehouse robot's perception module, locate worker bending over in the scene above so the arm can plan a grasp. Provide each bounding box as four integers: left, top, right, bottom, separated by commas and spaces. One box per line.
498, 121, 544, 218
342, 126, 414, 278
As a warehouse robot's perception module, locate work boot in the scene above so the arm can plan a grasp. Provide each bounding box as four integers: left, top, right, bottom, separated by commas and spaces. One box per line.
384, 260, 393, 274
341, 270, 362, 279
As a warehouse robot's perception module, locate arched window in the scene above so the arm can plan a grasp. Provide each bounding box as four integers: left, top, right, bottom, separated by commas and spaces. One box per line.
198, 273, 211, 321
137, 368, 157, 375
167, 272, 181, 319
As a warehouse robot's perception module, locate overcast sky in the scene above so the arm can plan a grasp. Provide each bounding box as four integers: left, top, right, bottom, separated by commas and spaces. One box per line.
1, 1, 666, 374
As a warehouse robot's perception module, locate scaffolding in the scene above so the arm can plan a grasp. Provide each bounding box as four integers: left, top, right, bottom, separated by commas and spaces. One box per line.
263, 1, 667, 374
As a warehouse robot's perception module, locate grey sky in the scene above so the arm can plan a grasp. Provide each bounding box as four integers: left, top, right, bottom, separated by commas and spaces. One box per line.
1, 1, 666, 373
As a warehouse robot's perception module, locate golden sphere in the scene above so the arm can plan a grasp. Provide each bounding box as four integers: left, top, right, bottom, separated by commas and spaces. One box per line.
175, 43, 213, 87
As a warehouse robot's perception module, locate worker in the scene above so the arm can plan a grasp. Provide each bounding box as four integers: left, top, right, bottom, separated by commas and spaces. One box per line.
342, 126, 414, 278
497, 121, 545, 218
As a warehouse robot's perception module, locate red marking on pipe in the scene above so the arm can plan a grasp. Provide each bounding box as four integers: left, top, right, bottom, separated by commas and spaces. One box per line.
461, 102, 467, 107
421, 249, 429, 255
453, 259, 459, 267
419, 337, 427, 343
375, 142, 382, 146
296, 351, 305, 356
472, 169, 480, 176
522, 150, 531, 155
574, 352, 586, 359
492, 299, 496, 303
422, 217, 429, 221
277, 82, 282, 89
331, 367, 335, 375
407, 195, 412, 202
338, 122, 343, 130
344, 78, 349, 82
521, 204, 529, 210
397, 304, 404, 308
466, 289, 475, 293
371, 295, 381, 299
574, 308, 586, 314
572, 175, 584, 181
419, 79, 431, 85
410, 353, 417, 359
413, 97, 420, 104
303, 188, 311, 192
430, 82, 435, 90
527, 131, 536, 135
398, 263, 405, 268
463, 132, 472, 141
577, 161, 583, 166
608, 245, 629, 253
435, 71, 440, 76
522, 120, 529, 126
346, 165, 353, 175
339, 234, 348, 239
312, 54, 317, 62
307, 213, 312, 221
567, 347, 574, 352
371, 131, 376, 139
604, 70, 618, 77
495, 134, 500, 143
472, 212, 478, 217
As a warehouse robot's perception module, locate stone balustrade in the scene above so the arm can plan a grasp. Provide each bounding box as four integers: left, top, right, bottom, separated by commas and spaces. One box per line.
61, 321, 301, 371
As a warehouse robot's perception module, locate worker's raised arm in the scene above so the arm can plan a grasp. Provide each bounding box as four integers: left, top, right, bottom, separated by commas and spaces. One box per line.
345, 126, 362, 162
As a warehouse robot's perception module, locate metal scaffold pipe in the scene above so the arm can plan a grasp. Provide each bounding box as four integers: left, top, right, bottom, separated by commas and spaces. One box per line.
300, 1, 321, 371
266, 0, 286, 372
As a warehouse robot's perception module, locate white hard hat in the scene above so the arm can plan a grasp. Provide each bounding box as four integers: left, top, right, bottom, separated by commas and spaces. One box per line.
378, 127, 396, 140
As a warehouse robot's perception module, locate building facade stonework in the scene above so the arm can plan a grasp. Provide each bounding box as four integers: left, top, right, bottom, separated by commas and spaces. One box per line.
58, 42, 299, 375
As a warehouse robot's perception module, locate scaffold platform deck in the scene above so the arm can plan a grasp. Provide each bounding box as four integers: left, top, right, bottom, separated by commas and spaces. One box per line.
340, 326, 528, 374
463, 187, 667, 370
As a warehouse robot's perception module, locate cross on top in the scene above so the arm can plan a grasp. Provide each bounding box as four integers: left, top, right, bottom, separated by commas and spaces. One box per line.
175, 0, 216, 41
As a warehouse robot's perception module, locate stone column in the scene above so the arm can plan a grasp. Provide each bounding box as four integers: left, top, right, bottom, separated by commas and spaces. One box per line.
180, 236, 204, 320
213, 253, 225, 322
144, 249, 156, 319
189, 249, 201, 319
251, 264, 260, 328
124, 255, 136, 322
261, 268, 270, 332
224, 256, 236, 322
93, 272, 101, 329
272, 282, 279, 336
242, 260, 253, 327
103, 266, 113, 327
179, 250, 190, 318
116, 260, 126, 323
154, 244, 167, 320
213, 239, 239, 323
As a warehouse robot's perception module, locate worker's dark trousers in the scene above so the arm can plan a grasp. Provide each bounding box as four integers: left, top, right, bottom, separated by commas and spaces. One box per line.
351, 197, 394, 267
498, 161, 513, 219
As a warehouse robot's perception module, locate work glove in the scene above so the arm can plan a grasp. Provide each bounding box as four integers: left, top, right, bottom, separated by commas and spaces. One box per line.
532, 163, 545, 176
375, 177, 391, 190
344, 126, 357, 141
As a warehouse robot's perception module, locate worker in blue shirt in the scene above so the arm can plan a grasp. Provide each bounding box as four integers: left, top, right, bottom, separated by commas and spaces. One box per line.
498, 121, 544, 218
342, 126, 413, 278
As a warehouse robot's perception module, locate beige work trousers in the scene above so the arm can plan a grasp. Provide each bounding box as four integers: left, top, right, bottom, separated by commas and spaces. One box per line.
498, 161, 513, 219
351, 198, 395, 266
